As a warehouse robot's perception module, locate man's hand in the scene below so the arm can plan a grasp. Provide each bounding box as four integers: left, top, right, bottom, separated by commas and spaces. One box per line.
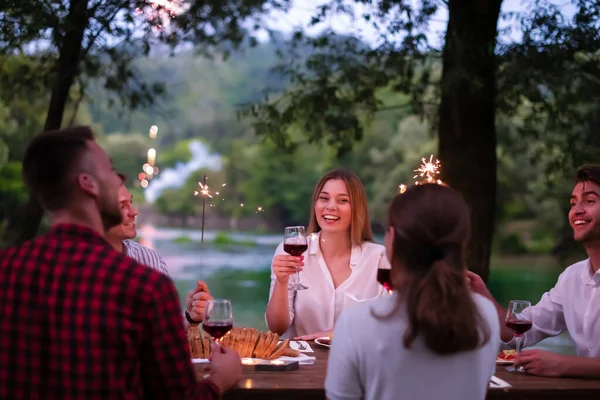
208, 343, 242, 394
515, 349, 567, 377
294, 330, 332, 341
185, 281, 213, 322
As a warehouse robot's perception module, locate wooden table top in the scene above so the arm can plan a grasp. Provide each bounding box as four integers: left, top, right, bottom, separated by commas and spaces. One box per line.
195, 347, 600, 399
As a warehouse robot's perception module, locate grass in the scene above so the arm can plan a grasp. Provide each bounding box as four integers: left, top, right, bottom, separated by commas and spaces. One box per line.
170, 232, 257, 247
212, 232, 257, 247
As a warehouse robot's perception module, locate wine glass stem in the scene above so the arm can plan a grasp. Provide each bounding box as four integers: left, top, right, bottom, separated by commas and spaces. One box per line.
515, 335, 525, 372
296, 267, 301, 285
515, 335, 522, 355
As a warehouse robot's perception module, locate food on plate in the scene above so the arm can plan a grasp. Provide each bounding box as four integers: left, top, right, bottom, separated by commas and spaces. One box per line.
188, 326, 300, 359
497, 350, 516, 361
319, 333, 333, 346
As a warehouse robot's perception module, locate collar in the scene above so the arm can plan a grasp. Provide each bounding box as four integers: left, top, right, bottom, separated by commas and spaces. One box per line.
580, 258, 600, 287
308, 231, 363, 269
50, 224, 110, 248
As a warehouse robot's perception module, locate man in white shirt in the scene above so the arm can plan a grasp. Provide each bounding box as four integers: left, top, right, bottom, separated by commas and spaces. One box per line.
105, 176, 212, 327
468, 165, 600, 378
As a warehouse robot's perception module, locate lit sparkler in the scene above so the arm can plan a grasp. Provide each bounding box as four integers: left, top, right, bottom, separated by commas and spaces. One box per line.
194, 175, 213, 243
413, 155, 441, 183
398, 154, 443, 193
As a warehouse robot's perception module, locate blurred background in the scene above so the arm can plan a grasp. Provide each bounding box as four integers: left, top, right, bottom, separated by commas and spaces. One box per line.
2, 0, 598, 354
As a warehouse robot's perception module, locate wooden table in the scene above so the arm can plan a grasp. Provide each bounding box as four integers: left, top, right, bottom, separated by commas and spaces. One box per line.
195, 347, 600, 399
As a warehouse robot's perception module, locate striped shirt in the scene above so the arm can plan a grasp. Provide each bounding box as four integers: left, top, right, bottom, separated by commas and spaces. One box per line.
123, 239, 170, 276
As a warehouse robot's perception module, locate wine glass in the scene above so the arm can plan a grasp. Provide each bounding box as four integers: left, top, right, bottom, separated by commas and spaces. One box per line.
505, 300, 532, 372
284, 226, 308, 291
376, 266, 393, 294
203, 299, 233, 345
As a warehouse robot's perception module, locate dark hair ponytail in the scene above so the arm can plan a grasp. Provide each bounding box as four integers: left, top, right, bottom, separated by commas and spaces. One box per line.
402, 257, 490, 355
377, 184, 491, 355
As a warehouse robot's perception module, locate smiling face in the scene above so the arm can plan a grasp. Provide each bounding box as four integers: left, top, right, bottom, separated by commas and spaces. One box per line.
569, 180, 600, 244
314, 179, 352, 234
106, 185, 139, 241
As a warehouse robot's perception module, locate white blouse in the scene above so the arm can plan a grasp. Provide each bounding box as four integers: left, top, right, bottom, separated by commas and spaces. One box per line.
268, 232, 389, 338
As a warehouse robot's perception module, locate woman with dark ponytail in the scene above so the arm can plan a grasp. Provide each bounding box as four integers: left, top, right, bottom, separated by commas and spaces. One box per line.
325, 184, 500, 400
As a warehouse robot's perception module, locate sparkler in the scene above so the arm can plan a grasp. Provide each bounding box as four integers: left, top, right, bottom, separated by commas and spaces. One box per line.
194, 175, 213, 243
413, 155, 441, 184
398, 154, 443, 193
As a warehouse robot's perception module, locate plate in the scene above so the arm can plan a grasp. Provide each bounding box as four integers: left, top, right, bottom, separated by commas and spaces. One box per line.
314, 337, 331, 348
496, 351, 515, 364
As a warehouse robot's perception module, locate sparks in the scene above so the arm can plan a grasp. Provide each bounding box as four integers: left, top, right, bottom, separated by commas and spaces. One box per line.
398, 184, 407, 194
413, 155, 441, 183
194, 182, 213, 199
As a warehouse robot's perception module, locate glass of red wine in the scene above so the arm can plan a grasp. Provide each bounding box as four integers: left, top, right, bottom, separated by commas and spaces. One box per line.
505, 300, 532, 372
376, 266, 393, 294
203, 299, 233, 345
284, 226, 308, 291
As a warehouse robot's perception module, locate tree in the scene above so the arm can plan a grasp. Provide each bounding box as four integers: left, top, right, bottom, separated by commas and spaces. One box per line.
241, 0, 600, 280
0, 0, 291, 242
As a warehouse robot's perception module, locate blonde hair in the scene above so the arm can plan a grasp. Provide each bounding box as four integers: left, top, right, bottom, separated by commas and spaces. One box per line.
306, 169, 374, 246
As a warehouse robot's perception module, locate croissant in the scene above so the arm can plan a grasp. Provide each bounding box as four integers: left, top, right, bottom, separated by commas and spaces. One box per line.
188, 326, 301, 359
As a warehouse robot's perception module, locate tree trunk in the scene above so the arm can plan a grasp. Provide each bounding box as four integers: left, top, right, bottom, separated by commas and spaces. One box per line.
437, 0, 503, 282
15, 0, 90, 244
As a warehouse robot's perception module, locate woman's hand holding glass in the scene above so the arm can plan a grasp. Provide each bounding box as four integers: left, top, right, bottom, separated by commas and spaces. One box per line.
272, 254, 304, 284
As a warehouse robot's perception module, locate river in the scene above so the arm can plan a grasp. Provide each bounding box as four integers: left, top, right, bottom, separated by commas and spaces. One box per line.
137, 224, 576, 353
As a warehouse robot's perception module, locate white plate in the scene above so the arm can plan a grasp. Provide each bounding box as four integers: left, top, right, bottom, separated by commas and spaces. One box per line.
314, 337, 331, 348
496, 358, 514, 365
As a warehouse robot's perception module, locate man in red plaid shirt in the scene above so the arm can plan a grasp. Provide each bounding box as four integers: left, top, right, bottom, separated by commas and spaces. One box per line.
0, 126, 241, 399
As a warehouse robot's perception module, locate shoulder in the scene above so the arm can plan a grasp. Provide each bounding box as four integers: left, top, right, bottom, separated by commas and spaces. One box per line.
123, 240, 165, 264
559, 258, 590, 279
340, 295, 395, 325
471, 293, 500, 331
111, 249, 174, 298
360, 241, 386, 255
125, 239, 161, 256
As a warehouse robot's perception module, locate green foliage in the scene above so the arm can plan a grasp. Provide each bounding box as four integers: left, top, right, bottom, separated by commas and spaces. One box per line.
99, 133, 153, 187
213, 232, 256, 247
159, 139, 194, 169
497, 232, 528, 255
172, 235, 194, 244
0, 162, 28, 242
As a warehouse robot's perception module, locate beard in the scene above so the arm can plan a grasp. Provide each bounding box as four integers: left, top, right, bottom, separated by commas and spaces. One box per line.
97, 184, 123, 231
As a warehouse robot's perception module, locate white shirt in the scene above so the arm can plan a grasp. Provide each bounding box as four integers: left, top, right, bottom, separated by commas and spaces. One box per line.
268, 232, 389, 338
123, 239, 170, 276
506, 258, 600, 357
325, 293, 500, 400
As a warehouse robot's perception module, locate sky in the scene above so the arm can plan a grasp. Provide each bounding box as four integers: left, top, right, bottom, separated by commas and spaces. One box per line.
259, 0, 576, 48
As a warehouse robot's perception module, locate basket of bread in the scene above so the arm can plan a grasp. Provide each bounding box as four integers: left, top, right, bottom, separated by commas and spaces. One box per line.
188, 326, 301, 360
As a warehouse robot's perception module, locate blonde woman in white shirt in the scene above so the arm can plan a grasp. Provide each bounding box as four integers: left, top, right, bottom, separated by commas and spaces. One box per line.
325, 183, 499, 400
266, 169, 389, 340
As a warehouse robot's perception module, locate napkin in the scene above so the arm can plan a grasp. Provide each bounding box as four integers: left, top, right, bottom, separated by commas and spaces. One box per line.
488, 375, 511, 389
279, 353, 316, 365
288, 340, 314, 353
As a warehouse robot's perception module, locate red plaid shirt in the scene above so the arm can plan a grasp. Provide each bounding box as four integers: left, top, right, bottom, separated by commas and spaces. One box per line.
0, 224, 219, 399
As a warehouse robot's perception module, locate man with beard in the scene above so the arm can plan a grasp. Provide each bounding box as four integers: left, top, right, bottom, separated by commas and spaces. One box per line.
106, 180, 213, 325
468, 165, 600, 378
0, 126, 241, 399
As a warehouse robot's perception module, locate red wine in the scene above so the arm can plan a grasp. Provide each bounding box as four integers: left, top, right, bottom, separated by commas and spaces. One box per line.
203, 322, 233, 339
506, 319, 532, 335
284, 243, 308, 256
377, 269, 393, 291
